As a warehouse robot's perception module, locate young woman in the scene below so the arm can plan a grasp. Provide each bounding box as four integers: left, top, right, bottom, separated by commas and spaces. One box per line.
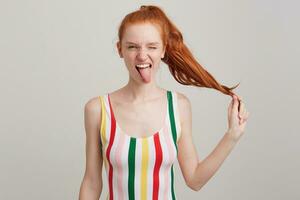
79, 5, 249, 200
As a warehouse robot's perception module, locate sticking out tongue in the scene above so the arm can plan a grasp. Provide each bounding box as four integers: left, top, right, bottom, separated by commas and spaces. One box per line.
137, 66, 151, 83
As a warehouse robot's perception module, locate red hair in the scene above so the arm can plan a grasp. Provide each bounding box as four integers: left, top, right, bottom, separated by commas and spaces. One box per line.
118, 5, 239, 96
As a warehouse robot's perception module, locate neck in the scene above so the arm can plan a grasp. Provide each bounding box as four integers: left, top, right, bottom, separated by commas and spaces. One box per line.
122, 78, 164, 102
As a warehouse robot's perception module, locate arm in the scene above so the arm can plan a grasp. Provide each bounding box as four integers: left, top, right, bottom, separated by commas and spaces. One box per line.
79, 97, 103, 199
177, 93, 249, 191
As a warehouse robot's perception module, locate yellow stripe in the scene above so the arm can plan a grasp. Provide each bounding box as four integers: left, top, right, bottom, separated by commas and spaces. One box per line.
99, 96, 108, 171
141, 138, 149, 200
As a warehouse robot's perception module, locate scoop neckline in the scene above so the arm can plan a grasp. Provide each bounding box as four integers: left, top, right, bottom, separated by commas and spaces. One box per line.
107, 90, 169, 140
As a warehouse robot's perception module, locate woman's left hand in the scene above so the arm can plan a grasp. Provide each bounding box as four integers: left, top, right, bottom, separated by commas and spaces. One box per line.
226, 94, 250, 141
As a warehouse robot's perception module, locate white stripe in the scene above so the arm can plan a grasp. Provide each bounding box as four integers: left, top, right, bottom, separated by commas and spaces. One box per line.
172, 91, 182, 143
110, 125, 120, 200
166, 98, 178, 160
121, 135, 130, 199
164, 117, 177, 199
158, 129, 168, 199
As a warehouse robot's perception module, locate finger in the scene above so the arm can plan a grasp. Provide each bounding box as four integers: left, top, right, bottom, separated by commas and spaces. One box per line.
241, 111, 249, 123
239, 102, 245, 118
232, 95, 239, 115
237, 96, 242, 101
237, 96, 243, 112
241, 111, 250, 123
228, 97, 234, 114
239, 101, 245, 116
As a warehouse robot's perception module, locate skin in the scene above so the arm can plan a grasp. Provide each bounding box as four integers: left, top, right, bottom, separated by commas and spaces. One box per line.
117, 23, 166, 86
79, 23, 250, 198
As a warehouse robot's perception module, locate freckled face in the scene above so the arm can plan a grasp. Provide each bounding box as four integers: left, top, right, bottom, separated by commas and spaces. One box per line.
117, 23, 165, 83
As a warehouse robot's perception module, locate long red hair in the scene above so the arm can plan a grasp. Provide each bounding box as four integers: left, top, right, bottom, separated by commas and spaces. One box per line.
118, 5, 239, 97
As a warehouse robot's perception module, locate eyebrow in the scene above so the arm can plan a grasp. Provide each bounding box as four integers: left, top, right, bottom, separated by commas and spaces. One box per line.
125, 42, 160, 45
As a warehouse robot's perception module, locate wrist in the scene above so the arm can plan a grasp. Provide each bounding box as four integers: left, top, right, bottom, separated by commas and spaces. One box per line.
225, 130, 239, 144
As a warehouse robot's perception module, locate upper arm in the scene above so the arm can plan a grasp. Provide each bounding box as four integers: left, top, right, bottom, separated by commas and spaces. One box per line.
177, 92, 200, 187
82, 97, 103, 189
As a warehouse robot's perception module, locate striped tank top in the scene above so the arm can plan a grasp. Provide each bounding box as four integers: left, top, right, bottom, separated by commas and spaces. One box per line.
98, 90, 181, 200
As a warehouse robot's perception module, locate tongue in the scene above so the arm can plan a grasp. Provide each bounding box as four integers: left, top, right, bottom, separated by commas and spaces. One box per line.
137, 67, 151, 83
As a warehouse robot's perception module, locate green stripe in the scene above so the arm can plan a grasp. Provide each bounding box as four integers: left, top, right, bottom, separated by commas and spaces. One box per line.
167, 91, 178, 153
128, 138, 136, 200
168, 91, 178, 200
171, 165, 176, 200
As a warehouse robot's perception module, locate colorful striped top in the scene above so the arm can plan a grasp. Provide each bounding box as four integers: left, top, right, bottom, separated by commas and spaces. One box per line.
98, 90, 181, 200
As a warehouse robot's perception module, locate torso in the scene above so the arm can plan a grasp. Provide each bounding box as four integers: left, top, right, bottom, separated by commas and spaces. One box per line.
98, 88, 182, 199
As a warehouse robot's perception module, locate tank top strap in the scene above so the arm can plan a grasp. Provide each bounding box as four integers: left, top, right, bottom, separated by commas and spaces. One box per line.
167, 90, 182, 151
99, 94, 113, 143
98, 94, 110, 171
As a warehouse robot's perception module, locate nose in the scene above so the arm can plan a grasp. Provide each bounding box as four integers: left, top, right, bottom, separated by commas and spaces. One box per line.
136, 48, 148, 61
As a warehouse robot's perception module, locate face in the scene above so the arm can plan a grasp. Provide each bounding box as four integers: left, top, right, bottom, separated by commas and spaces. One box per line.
117, 23, 165, 83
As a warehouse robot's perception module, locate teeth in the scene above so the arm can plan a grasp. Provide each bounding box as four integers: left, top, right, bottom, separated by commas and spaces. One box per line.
136, 64, 151, 68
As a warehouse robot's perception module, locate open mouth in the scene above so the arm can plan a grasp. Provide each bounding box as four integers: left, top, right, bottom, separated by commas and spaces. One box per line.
135, 63, 152, 82
135, 63, 152, 70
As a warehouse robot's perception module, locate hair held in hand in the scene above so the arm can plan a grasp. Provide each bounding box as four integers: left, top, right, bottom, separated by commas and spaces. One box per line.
118, 5, 240, 97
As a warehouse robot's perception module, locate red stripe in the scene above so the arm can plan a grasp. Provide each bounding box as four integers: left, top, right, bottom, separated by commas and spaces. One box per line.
107, 94, 116, 200
153, 133, 163, 200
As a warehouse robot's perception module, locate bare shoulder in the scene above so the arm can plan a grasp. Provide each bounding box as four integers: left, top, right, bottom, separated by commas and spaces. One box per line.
84, 96, 102, 130
176, 91, 192, 111
176, 91, 192, 125
84, 96, 101, 115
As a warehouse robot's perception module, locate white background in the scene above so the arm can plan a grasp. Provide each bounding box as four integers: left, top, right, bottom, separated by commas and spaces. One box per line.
0, 0, 299, 199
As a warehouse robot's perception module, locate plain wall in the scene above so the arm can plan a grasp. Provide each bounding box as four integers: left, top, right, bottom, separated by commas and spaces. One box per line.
0, 0, 299, 199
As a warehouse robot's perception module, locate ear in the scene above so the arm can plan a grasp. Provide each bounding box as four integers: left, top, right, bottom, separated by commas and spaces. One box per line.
117, 41, 123, 58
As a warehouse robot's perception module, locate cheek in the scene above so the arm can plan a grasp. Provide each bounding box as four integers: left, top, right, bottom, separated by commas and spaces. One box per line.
151, 57, 163, 71
152, 52, 163, 63
122, 54, 138, 71
123, 53, 136, 63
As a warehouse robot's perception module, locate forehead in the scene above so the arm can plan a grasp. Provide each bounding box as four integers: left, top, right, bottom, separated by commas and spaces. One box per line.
122, 23, 162, 45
